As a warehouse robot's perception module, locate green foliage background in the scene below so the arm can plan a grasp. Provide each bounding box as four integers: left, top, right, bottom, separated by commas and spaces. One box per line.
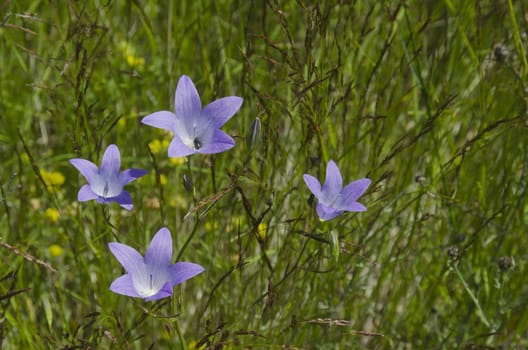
1, 1, 527, 348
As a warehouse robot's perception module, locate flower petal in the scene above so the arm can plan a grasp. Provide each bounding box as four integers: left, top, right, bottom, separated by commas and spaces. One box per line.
341, 178, 371, 202
168, 135, 195, 157
316, 202, 342, 221
202, 96, 243, 128
198, 129, 235, 154
110, 190, 134, 211
322, 160, 343, 196
108, 242, 145, 277
144, 281, 174, 301
168, 262, 205, 286
70, 158, 99, 184
175, 75, 201, 122
101, 144, 121, 176
303, 174, 322, 198
141, 111, 177, 132
145, 227, 172, 267
120, 168, 148, 185
109, 274, 142, 298
77, 184, 98, 202
342, 201, 367, 212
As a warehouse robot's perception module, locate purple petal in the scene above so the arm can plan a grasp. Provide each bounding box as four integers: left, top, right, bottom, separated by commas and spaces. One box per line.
109, 275, 142, 298
202, 96, 243, 128
77, 184, 98, 202
316, 202, 342, 221
303, 174, 322, 198
70, 158, 99, 184
322, 160, 343, 196
144, 281, 174, 301
141, 111, 177, 132
169, 262, 205, 286
198, 129, 235, 154
145, 227, 172, 267
341, 178, 371, 202
108, 242, 145, 277
120, 168, 148, 185
343, 201, 367, 212
168, 135, 195, 157
110, 191, 134, 211
101, 144, 121, 176
175, 75, 201, 121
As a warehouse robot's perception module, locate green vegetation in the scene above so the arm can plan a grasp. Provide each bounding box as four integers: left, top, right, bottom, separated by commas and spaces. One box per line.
1, 1, 527, 348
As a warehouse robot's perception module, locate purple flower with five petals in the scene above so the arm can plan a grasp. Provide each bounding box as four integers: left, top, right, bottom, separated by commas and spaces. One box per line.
108, 227, 204, 301
142, 75, 243, 157
69, 144, 147, 211
303, 160, 371, 221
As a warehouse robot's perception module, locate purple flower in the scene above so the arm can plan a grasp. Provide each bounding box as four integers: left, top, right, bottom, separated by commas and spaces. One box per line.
108, 227, 204, 301
303, 160, 371, 221
69, 144, 147, 211
142, 75, 243, 157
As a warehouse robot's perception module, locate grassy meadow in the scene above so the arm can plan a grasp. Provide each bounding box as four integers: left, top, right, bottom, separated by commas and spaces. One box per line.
1, 1, 528, 348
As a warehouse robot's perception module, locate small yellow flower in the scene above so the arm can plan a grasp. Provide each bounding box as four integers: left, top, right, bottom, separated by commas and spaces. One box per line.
148, 139, 171, 154
257, 222, 268, 239
205, 221, 218, 232
148, 139, 163, 154
159, 174, 167, 185
126, 54, 145, 68
119, 41, 145, 68
45, 208, 60, 222
169, 157, 186, 166
40, 170, 65, 192
48, 244, 63, 257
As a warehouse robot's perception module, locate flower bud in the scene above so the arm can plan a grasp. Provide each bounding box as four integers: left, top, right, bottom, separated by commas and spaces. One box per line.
183, 173, 193, 193
246, 117, 261, 149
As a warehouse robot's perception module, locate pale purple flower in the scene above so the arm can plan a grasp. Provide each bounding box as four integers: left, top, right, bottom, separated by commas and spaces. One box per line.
108, 227, 204, 301
142, 75, 243, 157
69, 144, 147, 211
303, 160, 371, 221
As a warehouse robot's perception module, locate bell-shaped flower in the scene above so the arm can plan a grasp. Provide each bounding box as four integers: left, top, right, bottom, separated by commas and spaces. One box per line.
141, 75, 243, 157
108, 227, 204, 301
69, 144, 147, 211
303, 160, 371, 221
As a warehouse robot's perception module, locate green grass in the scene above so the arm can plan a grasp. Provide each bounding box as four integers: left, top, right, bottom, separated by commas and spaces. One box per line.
1, 1, 527, 349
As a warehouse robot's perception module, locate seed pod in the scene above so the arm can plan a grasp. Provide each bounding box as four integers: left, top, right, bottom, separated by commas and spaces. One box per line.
498, 256, 512, 272
182, 173, 193, 193
246, 117, 261, 149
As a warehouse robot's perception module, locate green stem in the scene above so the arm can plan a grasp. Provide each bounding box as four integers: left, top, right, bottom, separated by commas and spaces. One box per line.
453, 264, 491, 329
175, 319, 188, 350
175, 219, 200, 261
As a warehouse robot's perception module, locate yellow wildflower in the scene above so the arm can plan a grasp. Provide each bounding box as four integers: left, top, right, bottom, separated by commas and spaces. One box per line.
257, 222, 268, 239
45, 208, 59, 222
205, 221, 218, 232
148, 139, 163, 154
48, 244, 63, 257
169, 157, 186, 166
119, 41, 145, 68
126, 54, 145, 67
160, 174, 167, 185
40, 170, 65, 192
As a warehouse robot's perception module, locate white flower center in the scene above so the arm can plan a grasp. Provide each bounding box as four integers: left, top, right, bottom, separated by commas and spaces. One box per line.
320, 192, 341, 209
132, 265, 170, 298
90, 174, 123, 198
